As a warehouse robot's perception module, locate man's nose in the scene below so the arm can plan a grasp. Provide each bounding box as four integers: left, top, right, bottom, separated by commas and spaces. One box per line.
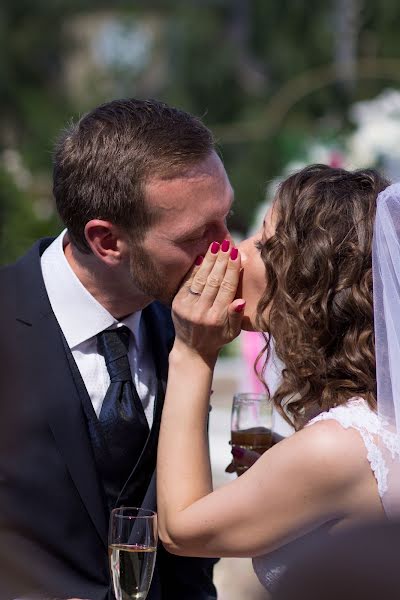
219, 223, 230, 243
208, 224, 230, 247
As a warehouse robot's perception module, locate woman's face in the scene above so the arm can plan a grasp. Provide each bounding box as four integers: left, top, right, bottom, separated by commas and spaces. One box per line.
238, 204, 277, 330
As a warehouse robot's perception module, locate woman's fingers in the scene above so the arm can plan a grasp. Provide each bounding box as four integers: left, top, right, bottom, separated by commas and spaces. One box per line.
182, 240, 221, 298
225, 447, 262, 474
188, 240, 241, 308
196, 240, 233, 304
172, 239, 243, 356
213, 247, 241, 309
179, 254, 206, 296
232, 446, 261, 467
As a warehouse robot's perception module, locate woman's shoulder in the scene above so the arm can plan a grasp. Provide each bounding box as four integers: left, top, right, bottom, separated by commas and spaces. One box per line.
302, 398, 398, 501
239, 400, 383, 552
270, 403, 372, 495
299, 412, 368, 460
247, 413, 372, 525
292, 411, 368, 461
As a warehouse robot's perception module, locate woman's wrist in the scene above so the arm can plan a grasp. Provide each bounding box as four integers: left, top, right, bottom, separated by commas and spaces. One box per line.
170, 338, 219, 371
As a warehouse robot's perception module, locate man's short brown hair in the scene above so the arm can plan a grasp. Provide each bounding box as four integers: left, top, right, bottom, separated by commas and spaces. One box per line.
53, 98, 215, 252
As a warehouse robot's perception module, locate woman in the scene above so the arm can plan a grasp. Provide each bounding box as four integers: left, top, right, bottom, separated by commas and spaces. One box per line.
156, 164, 398, 592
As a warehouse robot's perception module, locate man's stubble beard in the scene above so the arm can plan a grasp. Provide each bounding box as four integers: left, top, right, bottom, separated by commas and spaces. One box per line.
129, 242, 178, 306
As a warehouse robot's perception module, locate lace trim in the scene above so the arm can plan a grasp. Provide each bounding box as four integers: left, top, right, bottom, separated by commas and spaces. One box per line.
306, 398, 400, 497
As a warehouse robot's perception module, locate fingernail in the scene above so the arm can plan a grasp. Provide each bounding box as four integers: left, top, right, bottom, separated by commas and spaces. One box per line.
225, 462, 236, 473
221, 239, 230, 252
230, 247, 238, 260
235, 302, 246, 313
211, 241, 220, 254
195, 255, 204, 266
231, 446, 244, 459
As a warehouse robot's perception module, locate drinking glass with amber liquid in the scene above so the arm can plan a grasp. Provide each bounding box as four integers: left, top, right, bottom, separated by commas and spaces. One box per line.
109, 507, 157, 600
230, 393, 274, 475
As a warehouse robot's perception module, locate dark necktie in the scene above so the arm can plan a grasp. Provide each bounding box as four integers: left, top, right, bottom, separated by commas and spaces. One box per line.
96, 326, 150, 507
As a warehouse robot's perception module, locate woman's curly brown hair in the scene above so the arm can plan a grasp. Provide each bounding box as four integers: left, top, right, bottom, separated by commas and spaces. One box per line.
256, 164, 389, 429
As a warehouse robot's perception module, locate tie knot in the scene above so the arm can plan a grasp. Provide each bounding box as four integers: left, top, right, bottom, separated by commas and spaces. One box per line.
97, 326, 132, 383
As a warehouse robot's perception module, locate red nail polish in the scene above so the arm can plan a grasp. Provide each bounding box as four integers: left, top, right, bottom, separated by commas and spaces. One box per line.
232, 446, 244, 459
230, 247, 238, 260
195, 255, 204, 266
221, 239, 230, 252
211, 241, 220, 254
235, 302, 246, 313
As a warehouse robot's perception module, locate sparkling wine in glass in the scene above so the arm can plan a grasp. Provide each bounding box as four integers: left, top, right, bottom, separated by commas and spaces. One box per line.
109, 507, 157, 600
231, 393, 274, 475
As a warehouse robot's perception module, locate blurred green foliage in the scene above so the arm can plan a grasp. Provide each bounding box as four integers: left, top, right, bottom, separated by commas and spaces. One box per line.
1, 0, 400, 263
0, 166, 59, 260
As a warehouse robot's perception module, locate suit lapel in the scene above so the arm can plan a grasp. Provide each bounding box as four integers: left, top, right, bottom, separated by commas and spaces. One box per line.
144, 301, 174, 388
135, 301, 174, 441
15, 240, 108, 548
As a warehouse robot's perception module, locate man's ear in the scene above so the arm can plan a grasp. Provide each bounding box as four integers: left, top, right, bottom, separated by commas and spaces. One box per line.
84, 220, 124, 266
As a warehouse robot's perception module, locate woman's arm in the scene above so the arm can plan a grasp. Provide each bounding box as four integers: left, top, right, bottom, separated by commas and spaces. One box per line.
157, 244, 367, 558
158, 382, 365, 557
158, 340, 214, 512
157, 242, 244, 544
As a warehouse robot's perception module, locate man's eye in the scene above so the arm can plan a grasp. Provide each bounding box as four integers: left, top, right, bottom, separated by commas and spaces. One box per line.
225, 209, 235, 223
185, 234, 205, 244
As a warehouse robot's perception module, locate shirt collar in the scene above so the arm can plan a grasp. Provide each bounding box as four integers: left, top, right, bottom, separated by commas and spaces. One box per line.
41, 230, 142, 349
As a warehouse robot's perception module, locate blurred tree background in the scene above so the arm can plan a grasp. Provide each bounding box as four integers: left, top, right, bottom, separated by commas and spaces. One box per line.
1, 0, 400, 263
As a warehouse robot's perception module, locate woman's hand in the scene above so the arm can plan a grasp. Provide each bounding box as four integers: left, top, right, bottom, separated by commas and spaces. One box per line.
171, 240, 245, 364
225, 432, 287, 474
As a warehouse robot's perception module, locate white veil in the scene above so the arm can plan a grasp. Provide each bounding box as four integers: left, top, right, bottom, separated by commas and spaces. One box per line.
373, 183, 400, 518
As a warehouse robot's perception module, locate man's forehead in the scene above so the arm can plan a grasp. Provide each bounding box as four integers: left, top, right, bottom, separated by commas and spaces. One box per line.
145, 175, 210, 211
145, 162, 232, 214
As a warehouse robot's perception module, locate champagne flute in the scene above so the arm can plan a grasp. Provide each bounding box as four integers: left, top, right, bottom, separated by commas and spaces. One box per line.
109, 507, 157, 600
230, 393, 274, 475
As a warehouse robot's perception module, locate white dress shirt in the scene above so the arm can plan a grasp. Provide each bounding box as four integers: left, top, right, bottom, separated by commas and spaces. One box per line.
41, 230, 156, 427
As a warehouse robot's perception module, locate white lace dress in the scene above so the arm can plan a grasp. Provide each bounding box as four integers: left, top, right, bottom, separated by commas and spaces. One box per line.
252, 397, 398, 592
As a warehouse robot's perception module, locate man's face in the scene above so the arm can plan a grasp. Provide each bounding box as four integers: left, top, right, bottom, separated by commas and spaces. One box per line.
129, 152, 233, 305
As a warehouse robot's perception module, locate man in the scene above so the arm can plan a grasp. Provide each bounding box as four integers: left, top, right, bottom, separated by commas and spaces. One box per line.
0, 98, 233, 599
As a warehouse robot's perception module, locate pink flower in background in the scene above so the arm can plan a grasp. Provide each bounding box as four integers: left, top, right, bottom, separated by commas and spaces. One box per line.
240, 331, 266, 394
328, 150, 344, 168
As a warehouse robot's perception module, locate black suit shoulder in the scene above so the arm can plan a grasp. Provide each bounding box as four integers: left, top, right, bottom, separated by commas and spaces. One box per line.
0, 238, 51, 317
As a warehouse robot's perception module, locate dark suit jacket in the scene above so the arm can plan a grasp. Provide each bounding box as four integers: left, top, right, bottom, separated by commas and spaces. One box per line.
0, 239, 217, 600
